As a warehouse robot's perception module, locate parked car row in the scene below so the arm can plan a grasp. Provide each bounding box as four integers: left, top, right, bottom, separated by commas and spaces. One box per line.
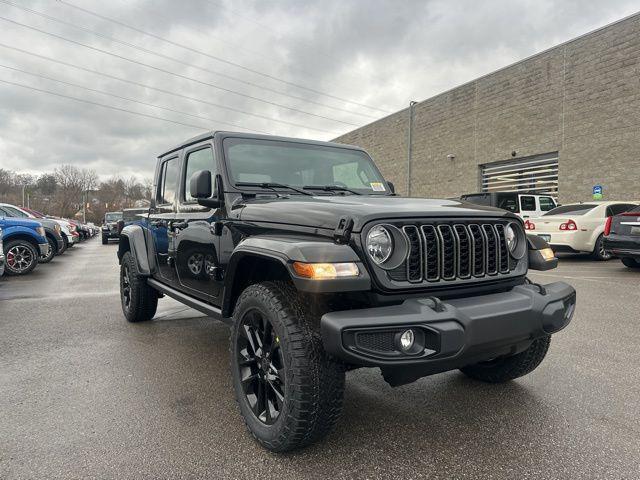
460, 192, 640, 268
0, 203, 98, 277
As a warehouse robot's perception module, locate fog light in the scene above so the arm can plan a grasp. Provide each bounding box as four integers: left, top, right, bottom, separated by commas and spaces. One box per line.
399, 329, 415, 351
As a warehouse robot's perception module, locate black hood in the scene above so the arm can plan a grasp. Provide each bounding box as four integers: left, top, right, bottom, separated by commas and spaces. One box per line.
237, 195, 514, 231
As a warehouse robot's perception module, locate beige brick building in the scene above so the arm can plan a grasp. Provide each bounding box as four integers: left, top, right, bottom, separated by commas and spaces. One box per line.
334, 13, 640, 203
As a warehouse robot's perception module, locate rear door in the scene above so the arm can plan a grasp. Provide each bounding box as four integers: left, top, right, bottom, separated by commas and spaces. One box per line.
518, 195, 537, 219
150, 155, 180, 286
173, 142, 223, 303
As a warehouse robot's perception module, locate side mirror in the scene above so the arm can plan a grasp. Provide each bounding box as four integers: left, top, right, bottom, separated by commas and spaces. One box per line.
387, 181, 395, 194
189, 170, 223, 208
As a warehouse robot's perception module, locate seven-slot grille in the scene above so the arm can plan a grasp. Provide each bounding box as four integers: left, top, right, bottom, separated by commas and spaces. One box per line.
389, 222, 514, 283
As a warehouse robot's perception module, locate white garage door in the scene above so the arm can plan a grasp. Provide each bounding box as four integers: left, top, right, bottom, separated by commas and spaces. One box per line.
481, 154, 559, 198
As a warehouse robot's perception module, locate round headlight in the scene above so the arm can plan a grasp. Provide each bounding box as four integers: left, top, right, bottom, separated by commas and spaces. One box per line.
506, 222, 527, 259
366, 225, 393, 265
505, 224, 517, 252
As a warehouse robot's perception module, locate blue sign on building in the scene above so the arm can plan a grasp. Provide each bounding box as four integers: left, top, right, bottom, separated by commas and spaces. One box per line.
593, 185, 603, 199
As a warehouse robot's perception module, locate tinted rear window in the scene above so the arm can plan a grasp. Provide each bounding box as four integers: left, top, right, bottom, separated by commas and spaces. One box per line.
544, 204, 596, 216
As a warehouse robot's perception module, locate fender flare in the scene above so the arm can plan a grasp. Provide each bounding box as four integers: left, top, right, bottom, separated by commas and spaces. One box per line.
221, 235, 370, 317
118, 224, 151, 275
2, 225, 44, 247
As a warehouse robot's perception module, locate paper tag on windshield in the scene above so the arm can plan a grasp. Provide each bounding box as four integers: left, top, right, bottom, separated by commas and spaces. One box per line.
370, 182, 385, 191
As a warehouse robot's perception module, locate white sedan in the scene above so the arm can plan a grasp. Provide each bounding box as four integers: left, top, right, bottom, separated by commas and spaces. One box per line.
525, 201, 639, 260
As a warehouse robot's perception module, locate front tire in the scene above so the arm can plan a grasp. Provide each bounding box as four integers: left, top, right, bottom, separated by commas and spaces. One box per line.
4, 239, 39, 276
102, 235, 108, 245
230, 281, 345, 452
120, 251, 158, 322
621, 257, 640, 269
460, 335, 551, 383
592, 234, 611, 260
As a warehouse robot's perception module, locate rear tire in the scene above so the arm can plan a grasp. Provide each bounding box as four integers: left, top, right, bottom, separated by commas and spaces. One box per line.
120, 251, 158, 322
621, 257, 640, 269
230, 281, 345, 452
592, 234, 611, 260
4, 239, 39, 276
460, 335, 551, 383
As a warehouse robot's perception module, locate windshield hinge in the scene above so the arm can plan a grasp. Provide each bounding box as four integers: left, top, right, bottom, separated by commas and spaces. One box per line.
333, 217, 354, 244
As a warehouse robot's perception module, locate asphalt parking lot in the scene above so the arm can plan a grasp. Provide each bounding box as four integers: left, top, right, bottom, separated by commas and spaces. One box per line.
1, 239, 639, 479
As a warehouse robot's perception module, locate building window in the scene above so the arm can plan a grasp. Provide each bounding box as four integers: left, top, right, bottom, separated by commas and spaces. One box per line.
480, 153, 558, 198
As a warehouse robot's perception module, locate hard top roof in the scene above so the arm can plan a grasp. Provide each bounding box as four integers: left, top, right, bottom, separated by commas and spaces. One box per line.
157, 131, 364, 159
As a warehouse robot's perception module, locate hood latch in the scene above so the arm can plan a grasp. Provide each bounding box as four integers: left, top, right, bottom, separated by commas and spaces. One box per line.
333, 216, 354, 244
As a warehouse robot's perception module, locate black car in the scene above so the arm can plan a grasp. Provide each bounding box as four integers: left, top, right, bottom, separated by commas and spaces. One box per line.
604, 205, 640, 268
117, 131, 575, 452
101, 211, 123, 244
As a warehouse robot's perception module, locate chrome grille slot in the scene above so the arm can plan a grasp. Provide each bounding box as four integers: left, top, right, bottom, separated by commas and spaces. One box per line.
494, 224, 510, 273
482, 224, 498, 275
421, 225, 440, 281
468, 224, 486, 277
437, 225, 456, 280
380, 220, 519, 286
402, 226, 423, 282
453, 224, 472, 279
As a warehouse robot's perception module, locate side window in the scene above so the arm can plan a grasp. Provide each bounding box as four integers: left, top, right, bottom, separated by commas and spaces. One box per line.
157, 157, 179, 205
184, 147, 216, 201
609, 204, 636, 216
539, 197, 556, 212
497, 194, 518, 212
520, 196, 536, 211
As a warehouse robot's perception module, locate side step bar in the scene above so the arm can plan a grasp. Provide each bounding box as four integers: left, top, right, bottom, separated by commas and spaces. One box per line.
147, 278, 231, 325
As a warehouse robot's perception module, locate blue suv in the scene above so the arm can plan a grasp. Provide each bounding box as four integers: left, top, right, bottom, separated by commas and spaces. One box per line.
0, 216, 50, 276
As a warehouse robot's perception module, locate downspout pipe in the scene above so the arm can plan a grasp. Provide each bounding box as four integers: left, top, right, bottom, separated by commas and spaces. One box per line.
406, 101, 418, 196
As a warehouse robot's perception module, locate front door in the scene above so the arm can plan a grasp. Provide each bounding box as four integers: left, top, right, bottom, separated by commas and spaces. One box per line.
173, 144, 223, 303
150, 155, 180, 286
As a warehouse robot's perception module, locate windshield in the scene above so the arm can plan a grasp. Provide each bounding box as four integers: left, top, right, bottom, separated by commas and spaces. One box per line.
224, 138, 388, 194
544, 204, 596, 216
105, 212, 123, 222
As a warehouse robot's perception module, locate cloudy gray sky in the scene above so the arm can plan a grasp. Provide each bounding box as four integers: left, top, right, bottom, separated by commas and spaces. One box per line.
0, 0, 638, 181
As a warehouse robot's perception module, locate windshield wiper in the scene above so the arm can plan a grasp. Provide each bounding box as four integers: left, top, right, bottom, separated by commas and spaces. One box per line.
303, 185, 362, 195
236, 182, 312, 196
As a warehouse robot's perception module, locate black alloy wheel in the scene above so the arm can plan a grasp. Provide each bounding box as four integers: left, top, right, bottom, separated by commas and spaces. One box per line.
236, 308, 285, 425
121, 261, 132, 313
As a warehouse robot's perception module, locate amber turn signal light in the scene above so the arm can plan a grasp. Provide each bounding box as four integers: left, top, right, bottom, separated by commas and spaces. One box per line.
292, 262, 359, 280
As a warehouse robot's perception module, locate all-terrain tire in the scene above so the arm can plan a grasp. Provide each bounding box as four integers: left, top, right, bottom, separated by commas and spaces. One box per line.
592, 234, 611, 260
4, 239, 39, 276
230, 281, 345, 452
120, 251, 158, 322
102, 235, 108, 245
621, 257, 640, 269
460, 335, 551, 383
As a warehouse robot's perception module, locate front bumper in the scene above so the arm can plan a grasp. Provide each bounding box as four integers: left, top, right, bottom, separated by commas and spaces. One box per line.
38, 243, 51, 257
321, 281, 576, 371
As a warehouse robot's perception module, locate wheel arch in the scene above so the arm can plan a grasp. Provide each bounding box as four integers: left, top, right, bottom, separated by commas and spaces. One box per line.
4, 232, 41, 252
118, 224, 151, 275
222, 251, 291, 318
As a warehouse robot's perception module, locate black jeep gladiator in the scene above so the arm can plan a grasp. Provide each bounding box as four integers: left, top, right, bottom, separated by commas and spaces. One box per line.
117, 132, 576, 452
